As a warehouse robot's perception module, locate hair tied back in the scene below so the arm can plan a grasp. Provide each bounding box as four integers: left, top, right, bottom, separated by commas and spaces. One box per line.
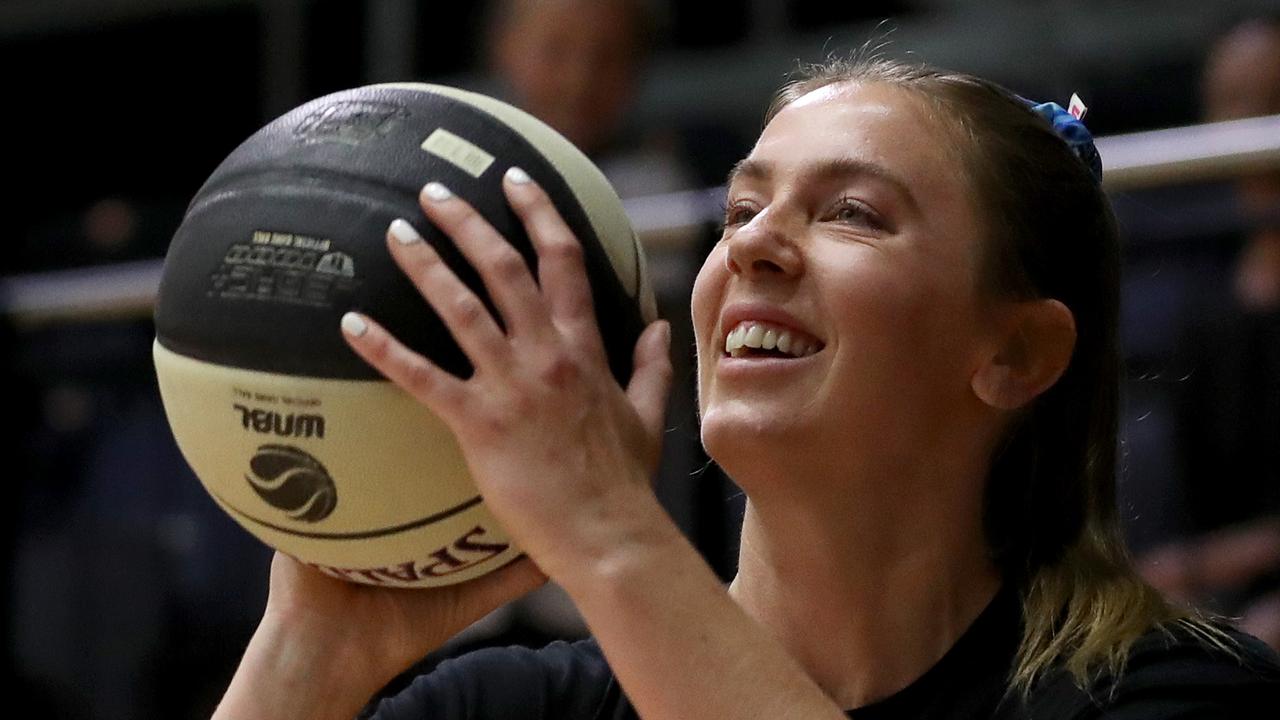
1019, 92, 1103, 184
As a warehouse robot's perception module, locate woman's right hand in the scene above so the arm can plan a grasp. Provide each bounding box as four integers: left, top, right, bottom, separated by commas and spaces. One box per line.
266, 550, 546, 680
212, 551, 545, 720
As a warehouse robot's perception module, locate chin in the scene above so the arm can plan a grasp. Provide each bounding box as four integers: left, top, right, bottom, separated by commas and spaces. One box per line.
700, 403, 808, 471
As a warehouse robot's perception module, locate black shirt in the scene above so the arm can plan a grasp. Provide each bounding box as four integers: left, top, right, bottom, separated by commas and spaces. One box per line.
370, 589, 1280, 719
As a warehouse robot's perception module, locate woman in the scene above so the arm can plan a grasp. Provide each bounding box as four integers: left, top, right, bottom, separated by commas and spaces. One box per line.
212, 58, 1279, 719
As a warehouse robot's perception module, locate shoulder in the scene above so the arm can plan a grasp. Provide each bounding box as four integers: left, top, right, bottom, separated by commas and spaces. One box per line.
1025, 624, 1280, 720
370, 639, 624, 720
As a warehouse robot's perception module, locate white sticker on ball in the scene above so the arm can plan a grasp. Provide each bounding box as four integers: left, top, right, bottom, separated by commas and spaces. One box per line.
420, 128, 495, 178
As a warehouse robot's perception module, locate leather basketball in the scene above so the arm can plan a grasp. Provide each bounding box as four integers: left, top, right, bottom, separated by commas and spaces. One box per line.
154, 84, 655, 587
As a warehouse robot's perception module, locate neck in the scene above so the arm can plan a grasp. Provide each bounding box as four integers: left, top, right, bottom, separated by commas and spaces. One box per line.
727, 478, 1001, 709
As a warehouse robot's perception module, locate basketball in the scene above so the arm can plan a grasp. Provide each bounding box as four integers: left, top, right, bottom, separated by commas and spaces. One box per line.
153, 83, 657, 588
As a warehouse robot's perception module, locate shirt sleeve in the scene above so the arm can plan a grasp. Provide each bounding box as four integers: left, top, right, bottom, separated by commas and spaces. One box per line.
369, 640, 619, 720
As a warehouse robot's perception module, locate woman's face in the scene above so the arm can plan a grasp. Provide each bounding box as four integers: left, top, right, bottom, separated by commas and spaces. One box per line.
692, 82, 998, 482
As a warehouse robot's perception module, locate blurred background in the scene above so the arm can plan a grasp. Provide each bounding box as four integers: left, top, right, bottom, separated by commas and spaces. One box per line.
2, 0, 1279, 718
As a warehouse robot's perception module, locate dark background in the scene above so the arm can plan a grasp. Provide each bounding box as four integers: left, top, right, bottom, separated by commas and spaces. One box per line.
3, 1, 1279, 718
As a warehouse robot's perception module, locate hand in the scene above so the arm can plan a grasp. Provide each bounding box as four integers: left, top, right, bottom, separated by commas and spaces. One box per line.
262, 551, 546, 679
213, 552, 545, 720
340, 169, 674, 583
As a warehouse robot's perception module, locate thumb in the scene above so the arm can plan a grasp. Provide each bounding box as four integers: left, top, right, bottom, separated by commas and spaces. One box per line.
625, 320, 673, 440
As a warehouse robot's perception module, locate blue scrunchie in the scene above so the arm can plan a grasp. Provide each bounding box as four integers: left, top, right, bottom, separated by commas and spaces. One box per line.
1019, 98, 1103, 184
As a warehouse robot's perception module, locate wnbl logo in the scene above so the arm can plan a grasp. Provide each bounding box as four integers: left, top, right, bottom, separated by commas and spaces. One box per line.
246, 445, 337, 523
234, 404, 325, 438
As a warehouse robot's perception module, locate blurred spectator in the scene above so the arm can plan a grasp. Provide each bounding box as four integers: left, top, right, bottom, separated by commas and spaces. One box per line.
1139, 17, 1280, 650
19, 196, 186, 273
481, 0, 700, 197
487, 0, 647, 157
1201, 18, 1280, 311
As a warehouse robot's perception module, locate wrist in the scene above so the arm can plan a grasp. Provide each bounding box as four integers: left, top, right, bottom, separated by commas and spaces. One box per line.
215, 610, 389, 720
550, 487, 698, 601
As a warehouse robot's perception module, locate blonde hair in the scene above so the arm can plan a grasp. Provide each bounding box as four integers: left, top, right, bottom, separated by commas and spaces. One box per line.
767, 54, 1232, 695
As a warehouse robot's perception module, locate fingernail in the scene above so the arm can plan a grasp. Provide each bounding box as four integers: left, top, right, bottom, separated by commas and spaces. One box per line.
389, 218, 422, 245
422, 182, 453, 202
505, 166, 531, 184
341, 312, 368, 337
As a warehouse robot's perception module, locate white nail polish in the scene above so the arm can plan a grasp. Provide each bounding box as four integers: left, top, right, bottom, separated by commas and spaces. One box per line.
423, 182, 453, 202
341, 312, 368, 337
389, 218, 422, 245
505, 166, 531, 184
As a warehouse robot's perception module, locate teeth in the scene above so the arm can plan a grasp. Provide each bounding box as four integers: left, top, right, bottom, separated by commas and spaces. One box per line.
726, 325, 746, 356
722, 321, 821, 358
777, 332, 792, 354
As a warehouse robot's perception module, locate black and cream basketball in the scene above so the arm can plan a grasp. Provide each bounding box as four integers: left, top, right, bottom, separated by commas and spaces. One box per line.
153, 84, 656, 588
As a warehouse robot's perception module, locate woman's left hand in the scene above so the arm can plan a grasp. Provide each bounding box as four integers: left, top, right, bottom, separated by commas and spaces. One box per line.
341, 168, 673, 582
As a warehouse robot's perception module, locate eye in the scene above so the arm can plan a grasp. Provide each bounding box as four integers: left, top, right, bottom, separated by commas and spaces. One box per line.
826, 197, 884, 230
722, 199, 760, 228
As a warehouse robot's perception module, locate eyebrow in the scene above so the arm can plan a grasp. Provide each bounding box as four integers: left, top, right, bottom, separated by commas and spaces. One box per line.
726, 157, 919, 213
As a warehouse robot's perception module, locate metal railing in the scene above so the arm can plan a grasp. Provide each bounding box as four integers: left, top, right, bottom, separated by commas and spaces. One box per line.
3, 113, 1278, 328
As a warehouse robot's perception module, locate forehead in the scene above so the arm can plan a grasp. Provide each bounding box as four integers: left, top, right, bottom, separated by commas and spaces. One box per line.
743, 82, 980, 237
747, 82, 966, 193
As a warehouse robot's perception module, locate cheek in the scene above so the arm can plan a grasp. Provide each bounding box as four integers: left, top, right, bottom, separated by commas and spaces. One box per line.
690, 249, 728, 399
827, 256, 980, 385
690, 249, 726, 353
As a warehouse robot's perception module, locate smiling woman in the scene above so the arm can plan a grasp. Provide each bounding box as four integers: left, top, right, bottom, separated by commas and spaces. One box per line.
210, 58, 1280, 720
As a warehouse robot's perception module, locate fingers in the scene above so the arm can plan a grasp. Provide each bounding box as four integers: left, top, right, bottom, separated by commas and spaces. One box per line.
407, 181, 551, 338
364, 171, 618, 395
383, 217, 512, 370
339, 311, 467, 417
501, 167, 605, 360
625, 320, 673, 441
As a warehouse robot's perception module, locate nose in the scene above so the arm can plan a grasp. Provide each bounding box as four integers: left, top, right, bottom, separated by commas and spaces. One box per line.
723, 209, 803, 278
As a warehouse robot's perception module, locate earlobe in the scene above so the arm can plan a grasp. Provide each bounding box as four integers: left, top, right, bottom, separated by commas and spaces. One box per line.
972, 363, 1018, 410
971, 299, 1076, 411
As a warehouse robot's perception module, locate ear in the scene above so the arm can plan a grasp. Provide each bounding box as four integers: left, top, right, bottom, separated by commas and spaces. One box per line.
971, 299, 1077, 411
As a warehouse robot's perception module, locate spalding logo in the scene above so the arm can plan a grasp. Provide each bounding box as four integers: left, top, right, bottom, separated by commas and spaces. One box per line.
245, 444, 338, 523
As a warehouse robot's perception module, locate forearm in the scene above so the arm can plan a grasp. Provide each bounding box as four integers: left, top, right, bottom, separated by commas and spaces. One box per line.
556, 491, 846, 720
212, 612, 386, 720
